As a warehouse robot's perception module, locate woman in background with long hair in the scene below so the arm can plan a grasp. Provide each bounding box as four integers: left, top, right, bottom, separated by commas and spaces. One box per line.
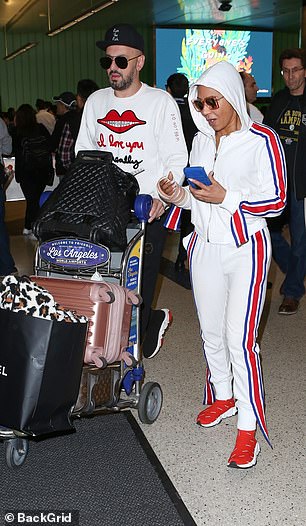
13, 104, 53, 237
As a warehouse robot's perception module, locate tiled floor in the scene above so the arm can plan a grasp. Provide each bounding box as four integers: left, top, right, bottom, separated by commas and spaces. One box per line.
7, 229, 306, 526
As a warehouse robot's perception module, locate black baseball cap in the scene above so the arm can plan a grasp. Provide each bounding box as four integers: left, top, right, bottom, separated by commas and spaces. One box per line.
53, 92, 76, 108
96, 24, 144, 53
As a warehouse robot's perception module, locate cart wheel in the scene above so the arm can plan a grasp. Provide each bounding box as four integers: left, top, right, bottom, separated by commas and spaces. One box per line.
5, 438, 29, 469
138, 382, 163, 424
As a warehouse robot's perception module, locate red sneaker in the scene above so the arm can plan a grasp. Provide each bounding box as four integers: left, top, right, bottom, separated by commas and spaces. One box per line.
227, 430, 260, 469
197, 398, 237, 427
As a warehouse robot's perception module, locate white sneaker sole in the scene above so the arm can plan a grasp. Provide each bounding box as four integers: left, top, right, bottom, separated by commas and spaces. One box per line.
227, 441, 261, 469
147, 309, 171, 359
197, 406, 237, 428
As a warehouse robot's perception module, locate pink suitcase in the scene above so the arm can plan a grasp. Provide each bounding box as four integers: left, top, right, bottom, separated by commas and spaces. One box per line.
32, 276, 141, 367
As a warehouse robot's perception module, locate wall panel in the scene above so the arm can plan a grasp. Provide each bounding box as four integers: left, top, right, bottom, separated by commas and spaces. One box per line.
0, 25, 299, 111
0, 26, 147, 110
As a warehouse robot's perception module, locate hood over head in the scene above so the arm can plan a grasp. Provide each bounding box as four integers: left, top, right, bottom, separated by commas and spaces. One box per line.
188, 61, 251, 136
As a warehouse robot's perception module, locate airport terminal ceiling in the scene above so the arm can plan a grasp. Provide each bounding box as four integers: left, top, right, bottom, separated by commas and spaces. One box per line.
0, 0, 304, 34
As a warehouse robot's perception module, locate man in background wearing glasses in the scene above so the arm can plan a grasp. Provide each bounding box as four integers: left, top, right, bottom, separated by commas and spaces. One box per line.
75, 23, 188, 359
264, 48, 306, 315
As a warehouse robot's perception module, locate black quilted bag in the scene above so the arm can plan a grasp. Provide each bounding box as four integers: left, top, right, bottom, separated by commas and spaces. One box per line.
33, 151, 139, 250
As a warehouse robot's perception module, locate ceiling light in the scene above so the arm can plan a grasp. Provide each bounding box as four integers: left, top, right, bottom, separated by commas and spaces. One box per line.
4, 41, 38, 61
3, 0, 40, 60
218, 1, 232, 12
47, 0, 118, 37
5, 0, 39, 31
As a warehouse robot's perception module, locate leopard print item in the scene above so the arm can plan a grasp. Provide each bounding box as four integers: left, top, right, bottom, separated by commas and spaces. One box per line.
0, 275, 87, 323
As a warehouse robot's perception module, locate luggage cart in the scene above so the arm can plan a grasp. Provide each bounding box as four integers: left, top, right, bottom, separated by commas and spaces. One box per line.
0, 194, 163, 468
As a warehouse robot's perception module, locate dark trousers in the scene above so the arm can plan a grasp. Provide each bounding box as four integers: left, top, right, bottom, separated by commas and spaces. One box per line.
0, 187, 16, 275
269, 192, 306, 300
140, 215, 168, 341
176, 179, 194, 264
20, 178, 46, 230
176, 209, 193, 263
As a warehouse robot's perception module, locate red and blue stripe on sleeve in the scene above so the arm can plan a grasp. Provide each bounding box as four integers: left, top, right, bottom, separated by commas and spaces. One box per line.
231, 123, 287, 247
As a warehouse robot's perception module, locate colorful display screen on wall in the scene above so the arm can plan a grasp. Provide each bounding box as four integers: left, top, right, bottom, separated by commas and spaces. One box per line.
155, 28, 273, 97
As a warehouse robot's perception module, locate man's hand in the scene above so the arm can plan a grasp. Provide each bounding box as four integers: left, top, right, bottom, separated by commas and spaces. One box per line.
148, 198, 166, 223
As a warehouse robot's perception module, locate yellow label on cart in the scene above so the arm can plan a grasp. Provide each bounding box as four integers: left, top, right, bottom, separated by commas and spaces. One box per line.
125, 239, 141, 348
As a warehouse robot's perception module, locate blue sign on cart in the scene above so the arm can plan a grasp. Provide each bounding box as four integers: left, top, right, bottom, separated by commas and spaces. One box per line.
39, 239, 110, 268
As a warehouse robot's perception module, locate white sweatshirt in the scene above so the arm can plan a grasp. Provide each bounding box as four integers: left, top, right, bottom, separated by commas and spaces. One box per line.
247, 103, 264, 123
182, 61, 287, 247
75, 83, 188, 198
0, 117, 12, 160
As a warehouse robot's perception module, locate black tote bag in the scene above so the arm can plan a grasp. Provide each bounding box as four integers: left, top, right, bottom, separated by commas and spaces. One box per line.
0, 309, 87, 436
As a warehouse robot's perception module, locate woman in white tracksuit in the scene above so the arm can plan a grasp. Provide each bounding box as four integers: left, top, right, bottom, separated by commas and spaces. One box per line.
159, 62, 286, 468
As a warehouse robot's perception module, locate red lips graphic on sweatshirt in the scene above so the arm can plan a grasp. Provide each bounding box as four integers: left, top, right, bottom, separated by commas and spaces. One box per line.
97, 110, 146, 134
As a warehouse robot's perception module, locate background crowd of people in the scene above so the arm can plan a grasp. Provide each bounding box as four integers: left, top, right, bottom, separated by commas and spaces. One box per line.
0, 78, 99, 239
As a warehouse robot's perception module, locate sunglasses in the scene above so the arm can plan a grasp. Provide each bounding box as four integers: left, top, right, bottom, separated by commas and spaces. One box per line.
192, 95, 224, 111
99, 54, 142, 70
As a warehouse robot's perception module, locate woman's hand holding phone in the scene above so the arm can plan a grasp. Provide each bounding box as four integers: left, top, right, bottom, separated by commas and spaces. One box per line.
184, 166, 212, 189
184, 166, 226, 204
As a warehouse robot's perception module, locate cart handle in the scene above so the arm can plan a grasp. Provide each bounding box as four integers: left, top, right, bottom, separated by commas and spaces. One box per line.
133, 194, 153, 223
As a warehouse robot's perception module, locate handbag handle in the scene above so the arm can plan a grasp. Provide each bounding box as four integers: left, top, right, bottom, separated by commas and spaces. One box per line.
76, 150, 113, 164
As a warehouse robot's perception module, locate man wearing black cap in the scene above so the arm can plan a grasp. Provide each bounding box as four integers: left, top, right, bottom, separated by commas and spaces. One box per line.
51, 91, 80, 179
76, 23, 188, 359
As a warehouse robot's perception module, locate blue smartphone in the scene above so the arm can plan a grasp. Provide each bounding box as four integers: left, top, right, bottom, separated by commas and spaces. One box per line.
184, 166, 212, 188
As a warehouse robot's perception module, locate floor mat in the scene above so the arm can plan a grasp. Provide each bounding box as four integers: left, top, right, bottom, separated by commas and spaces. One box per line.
0, 411, 196, 526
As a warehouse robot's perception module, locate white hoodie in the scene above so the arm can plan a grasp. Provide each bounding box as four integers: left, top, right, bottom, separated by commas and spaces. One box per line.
176, 61, 287, 247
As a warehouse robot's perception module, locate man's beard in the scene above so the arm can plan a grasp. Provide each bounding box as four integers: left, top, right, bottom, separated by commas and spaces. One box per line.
108, 70, 134, 91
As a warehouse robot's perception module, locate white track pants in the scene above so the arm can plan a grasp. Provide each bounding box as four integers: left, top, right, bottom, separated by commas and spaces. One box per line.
187, 227, 271, 442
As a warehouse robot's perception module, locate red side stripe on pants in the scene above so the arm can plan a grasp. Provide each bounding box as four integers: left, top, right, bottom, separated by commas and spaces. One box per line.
243, 229, 271, 446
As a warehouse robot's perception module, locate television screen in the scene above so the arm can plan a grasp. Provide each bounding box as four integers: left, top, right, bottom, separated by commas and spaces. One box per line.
155, 28, 273, 97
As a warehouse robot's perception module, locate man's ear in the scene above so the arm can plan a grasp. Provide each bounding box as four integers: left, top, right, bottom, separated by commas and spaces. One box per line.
136, 54, 145, 72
